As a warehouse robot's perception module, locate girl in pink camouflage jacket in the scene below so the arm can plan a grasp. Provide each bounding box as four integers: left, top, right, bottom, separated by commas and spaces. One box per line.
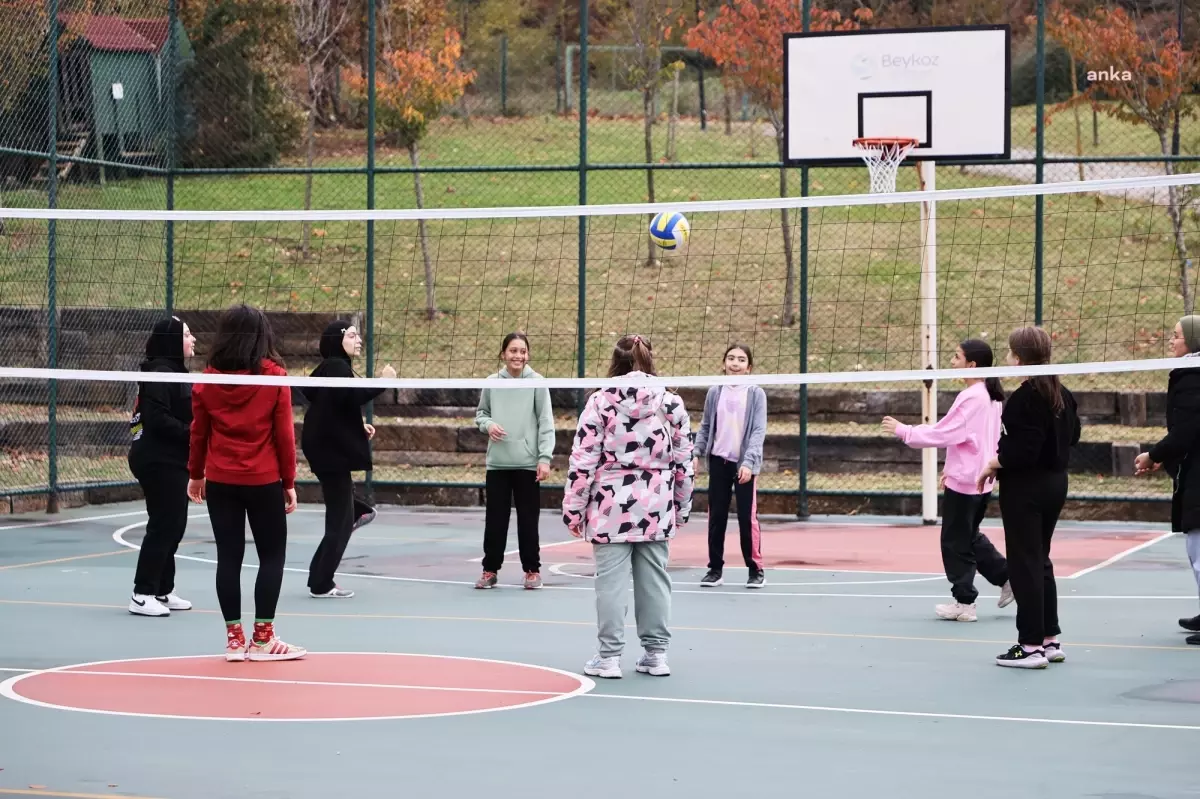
563, 334, 694, 680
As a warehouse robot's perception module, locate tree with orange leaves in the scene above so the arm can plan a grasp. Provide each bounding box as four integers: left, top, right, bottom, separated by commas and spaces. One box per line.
687, 1, 870, 326
1041, 4, 1200, 311
345, 20, 475, 320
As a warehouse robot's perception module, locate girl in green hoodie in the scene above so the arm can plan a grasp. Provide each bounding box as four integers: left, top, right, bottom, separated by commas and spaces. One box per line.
474, 332, 555, 590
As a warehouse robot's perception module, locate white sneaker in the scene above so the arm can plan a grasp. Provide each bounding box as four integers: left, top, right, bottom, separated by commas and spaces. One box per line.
310, 587, 355, 598
635, 651, 670, 676
156, 593, 192, 611
583, 654, 622, 679
998, 581, 1015, 608
129, 594, 170, 617
935, 602, 977, 622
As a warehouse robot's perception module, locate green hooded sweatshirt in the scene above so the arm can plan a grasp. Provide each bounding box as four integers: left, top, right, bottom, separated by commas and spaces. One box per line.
474, 364, 555, 470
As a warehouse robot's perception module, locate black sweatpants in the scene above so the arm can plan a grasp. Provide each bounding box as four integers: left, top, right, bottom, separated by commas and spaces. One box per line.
307, 471, 372, 594
482, 469, 541, 574
131, 463, 190, 596
998, 471, 1067, 646
706, 456, 764, 575
941, 488, 1009, 604
206, 480, 289, 624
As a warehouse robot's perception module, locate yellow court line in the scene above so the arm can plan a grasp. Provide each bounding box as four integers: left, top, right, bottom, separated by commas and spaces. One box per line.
0, 790, 168, 799
0, 598, 1193, 654
0, 550, 134, 572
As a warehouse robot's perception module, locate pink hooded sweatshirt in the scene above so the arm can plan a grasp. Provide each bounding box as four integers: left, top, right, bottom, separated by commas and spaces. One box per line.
892, 381, 1002, 495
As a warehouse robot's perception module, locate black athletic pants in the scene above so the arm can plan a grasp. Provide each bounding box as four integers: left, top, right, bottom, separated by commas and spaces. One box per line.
206, 480, 288, 624
131, 463, 190, 596
940, 488, 1009, 604
998, 471, 1067, 646
482, 469, 541, 574
706, 456, 764, 575
307, 471, 372, 594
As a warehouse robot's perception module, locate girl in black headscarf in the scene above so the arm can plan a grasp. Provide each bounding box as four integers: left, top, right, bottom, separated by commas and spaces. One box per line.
301, 320, 396, 598
128, 316, 197, 617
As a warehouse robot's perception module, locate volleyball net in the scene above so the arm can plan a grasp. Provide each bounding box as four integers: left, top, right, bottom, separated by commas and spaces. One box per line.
0, 171, 1197, 515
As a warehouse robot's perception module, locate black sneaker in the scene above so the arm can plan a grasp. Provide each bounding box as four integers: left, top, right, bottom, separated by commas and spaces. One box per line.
746, 572, 766, 589
1187, 633, 1200, 646
699, 570, 723, 587
1179, 615, 1200, 632
995, 644, 1048, 669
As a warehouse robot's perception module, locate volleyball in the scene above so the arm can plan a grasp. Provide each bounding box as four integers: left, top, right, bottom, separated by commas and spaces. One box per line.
649, 211, 689, 250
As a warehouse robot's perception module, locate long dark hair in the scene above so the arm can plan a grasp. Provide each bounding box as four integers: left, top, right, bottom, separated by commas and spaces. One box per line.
206, 304, 283, 374
960, 338, 1004, 403
1008, 326, 1063, 414
608, 334, 655, 377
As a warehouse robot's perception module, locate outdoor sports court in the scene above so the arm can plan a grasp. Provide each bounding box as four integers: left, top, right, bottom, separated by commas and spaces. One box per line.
0, 502, 1196, 799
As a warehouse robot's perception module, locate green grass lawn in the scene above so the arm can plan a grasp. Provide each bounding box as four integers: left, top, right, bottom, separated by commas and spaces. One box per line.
0, 107, 1196, 389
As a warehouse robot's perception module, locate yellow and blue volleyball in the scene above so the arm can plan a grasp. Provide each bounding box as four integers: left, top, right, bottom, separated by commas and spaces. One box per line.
649, 211, 690, 250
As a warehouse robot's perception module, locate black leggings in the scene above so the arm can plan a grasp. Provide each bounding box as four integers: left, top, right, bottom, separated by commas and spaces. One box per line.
706, 456, 764, 575
482, 469, 541, 573
206, 480, 289, 624
308, 472, 371, 593
998, 471, 1067, 646
131, 462, 190, 596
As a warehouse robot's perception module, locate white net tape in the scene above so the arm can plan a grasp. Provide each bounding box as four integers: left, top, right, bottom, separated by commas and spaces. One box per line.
854, 138, 918, 194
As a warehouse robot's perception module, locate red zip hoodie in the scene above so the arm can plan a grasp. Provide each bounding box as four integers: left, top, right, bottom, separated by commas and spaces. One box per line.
188, 359, 297, 489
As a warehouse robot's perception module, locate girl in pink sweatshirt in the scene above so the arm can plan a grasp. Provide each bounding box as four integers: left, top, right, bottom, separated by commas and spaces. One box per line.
881, 338, 1013, 622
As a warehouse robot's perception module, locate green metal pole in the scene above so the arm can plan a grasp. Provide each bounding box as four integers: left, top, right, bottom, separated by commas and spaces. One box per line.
46, 0, 59, 513
576, 0, 588, 410
500, 35, 508, 116
1034, 0, 1045, 325
365, 0, 377, 502
165, 0, 177, 312
797, 0, 810, 520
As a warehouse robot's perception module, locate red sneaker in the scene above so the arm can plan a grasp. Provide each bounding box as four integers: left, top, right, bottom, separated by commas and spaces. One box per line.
225, 624, 247, 662
249, 622, 306, 662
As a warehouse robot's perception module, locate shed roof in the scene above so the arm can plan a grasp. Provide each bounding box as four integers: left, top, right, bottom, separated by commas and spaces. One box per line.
58, 13, 170, 54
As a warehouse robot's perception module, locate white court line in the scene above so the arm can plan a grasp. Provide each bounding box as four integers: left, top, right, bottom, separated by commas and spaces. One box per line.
583, 693, 1200, 732
31, 669, 566, 696
547, 562, 945, 587
1065, 532, 1178, 579
464, 537, 582, 563
110, 520, 1196, 600
0, 509, 146, 531
0, 667, 33, 673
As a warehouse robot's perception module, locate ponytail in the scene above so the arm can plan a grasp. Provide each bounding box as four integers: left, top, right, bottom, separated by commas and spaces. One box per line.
608, 334, 656, 377
960, 338, 1005, 403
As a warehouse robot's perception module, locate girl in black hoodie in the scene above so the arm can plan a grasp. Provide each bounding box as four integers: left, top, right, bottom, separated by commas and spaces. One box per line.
128, 316, 197, 617
302, 320, 396, 598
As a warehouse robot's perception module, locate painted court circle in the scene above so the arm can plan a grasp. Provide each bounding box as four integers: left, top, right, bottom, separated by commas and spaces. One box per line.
0, 652, 594, 721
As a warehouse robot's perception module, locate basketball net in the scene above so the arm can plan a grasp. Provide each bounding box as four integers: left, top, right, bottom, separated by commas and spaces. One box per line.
853, 137, 918, 194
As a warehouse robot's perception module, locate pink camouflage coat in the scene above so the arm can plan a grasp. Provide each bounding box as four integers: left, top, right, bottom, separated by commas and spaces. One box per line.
562, 374, 695, 544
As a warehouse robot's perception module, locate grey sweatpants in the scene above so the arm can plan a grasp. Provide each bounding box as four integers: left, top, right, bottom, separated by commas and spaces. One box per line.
592, 540, 671, 657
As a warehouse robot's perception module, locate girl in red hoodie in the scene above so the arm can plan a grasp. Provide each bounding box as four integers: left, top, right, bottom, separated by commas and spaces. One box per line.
187, 304, 305, 662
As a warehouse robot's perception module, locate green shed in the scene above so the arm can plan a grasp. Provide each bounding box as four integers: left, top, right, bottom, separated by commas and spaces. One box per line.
44, 13, 192, 182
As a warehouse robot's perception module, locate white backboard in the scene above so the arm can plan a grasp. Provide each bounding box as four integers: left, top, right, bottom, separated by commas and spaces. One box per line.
783, 26, 1011, 165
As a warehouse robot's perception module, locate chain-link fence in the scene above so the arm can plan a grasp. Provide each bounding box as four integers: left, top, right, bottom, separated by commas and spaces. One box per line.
0, 0, 1196, 517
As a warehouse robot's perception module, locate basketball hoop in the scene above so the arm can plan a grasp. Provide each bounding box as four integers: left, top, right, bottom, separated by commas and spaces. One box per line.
853, 137, 919, 194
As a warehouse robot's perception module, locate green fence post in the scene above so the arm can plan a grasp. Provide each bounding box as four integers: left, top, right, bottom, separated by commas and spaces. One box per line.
796, 0, 810, 520
576, 0, 588, 410
1034, 0, 1045, 325
365, 0, 377, 502
165, 0, 177, 312
46, 0, 60, 514
500, 35, 508, 116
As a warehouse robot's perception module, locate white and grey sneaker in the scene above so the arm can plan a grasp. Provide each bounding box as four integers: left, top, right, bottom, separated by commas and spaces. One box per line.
352, 508, 377, 531
156, 593, 192, 611
310, 587, 355, 598
583, 654, 622, 679
129, 594, 170, 617
1044, 640, 1066, 663
998, 581, 1015, 608
635, 651, 670, 676
935, 602, 977, 622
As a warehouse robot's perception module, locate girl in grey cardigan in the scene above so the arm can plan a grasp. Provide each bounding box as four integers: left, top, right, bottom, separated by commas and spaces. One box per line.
692, 344, 768, 588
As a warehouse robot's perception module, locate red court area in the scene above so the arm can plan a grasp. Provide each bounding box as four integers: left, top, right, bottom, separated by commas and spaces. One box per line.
1, 654, 592, 721
550, 523, 1165, 576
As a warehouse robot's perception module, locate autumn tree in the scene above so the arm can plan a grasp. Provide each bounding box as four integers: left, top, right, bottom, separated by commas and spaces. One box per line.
345, 19, 474, 320
1042, 4, 1200, 311
688, 0, 869, 326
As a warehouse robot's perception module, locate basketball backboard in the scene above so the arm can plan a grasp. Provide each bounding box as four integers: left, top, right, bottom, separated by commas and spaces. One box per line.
783, 25, 1011, 165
